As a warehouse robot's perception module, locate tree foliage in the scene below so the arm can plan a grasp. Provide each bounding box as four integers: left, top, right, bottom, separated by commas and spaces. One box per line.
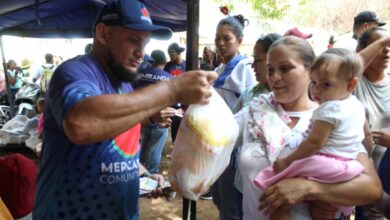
212, 0, 390, 33
244, 0, 290, 20
213, 0, 290, 20
293, 0, 390, 34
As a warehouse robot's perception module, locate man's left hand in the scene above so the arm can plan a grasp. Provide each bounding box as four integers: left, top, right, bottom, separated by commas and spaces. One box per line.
148, 173, 165, 198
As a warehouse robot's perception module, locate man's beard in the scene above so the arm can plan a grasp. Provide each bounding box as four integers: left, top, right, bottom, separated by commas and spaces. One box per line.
107, 50, 139, 83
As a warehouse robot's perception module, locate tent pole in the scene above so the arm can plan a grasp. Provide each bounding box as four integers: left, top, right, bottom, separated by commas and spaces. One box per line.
0, 35, 15, 117
186, 0, 200, 71
183, 0, 199, 219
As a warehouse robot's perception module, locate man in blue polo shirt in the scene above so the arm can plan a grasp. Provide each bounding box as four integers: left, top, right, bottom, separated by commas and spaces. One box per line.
33, 1, 217, 219
133, 50, 172, 88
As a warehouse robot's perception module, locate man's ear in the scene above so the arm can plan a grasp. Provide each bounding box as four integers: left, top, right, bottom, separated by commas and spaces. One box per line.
348, 77, 358, 91
238, 37, 243, 46
362, 22, 370, 32
95, 23, 109, 46
356, 45, 363, 53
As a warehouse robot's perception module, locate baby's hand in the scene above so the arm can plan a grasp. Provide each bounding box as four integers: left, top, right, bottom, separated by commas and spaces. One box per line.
273, 158, 289, 173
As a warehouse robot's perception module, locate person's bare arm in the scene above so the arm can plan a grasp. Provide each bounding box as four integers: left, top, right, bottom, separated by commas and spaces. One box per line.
63, 70, 217, 144
274, 120, 332, 172
6, 70, 18, 85
363, 120, 374, 156
260, 153, 382, 214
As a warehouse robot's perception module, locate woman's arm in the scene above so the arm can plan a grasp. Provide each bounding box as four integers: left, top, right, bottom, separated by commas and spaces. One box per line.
259, 153, 382, 214
363, 120, 374, 156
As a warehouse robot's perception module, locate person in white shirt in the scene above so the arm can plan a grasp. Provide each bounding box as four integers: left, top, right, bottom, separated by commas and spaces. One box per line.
235, 36, 384, 220
355, 27, 390, 220
211, 13, 256, 220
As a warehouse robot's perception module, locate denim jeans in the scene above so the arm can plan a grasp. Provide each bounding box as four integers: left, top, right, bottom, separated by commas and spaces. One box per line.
140, 124, 168, 173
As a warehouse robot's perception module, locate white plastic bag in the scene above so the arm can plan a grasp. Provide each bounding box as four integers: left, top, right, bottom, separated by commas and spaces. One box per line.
169, 88, 239, 200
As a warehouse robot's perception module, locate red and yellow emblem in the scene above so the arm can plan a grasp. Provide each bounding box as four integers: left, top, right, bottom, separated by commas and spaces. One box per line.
112, 124, 141, 158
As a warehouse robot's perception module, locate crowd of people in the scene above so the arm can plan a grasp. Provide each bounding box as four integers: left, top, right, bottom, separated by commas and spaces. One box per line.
0, 0, 389, 219
1, 53, 60, 103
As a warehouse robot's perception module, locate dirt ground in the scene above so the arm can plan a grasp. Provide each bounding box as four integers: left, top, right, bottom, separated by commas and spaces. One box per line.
138, 133, 219, 220
139, 195, 218, 220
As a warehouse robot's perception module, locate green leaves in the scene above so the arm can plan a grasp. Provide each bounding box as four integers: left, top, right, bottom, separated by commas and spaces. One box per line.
245, 0, 289, 20
212, 0, 289, 20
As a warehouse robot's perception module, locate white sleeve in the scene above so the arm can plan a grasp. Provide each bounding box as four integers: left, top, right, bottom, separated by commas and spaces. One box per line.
232, 94, 244, 113
224, 58, 256, 94
312, 101, 342, 126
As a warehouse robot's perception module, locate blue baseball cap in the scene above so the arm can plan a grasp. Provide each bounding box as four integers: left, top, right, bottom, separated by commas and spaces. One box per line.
143, 54, 154, 63
94, 0, 173, 40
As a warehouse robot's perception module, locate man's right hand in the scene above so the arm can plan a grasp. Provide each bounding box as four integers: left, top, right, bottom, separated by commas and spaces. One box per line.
169, 70, 217, 105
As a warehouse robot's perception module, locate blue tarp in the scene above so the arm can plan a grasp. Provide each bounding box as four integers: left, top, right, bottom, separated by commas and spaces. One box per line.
0, 0, 187, 38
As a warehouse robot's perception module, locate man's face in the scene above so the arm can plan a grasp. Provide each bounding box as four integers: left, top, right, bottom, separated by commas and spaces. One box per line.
360, 21, 380, 36
203, 47, 213, 63
366, 30, 390, 72
105, 26, 151, 82
168, 51, 179, 63
252, 43, 268, 83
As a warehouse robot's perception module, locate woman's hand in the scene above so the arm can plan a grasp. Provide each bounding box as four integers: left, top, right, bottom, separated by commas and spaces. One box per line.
259, 177, 311, 215
372, 128, 390, 147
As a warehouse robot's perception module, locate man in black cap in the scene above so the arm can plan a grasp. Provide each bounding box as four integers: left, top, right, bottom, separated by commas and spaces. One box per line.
353, 10, 386, 40
33, 0, 217, 219
336, 10, 386, 51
